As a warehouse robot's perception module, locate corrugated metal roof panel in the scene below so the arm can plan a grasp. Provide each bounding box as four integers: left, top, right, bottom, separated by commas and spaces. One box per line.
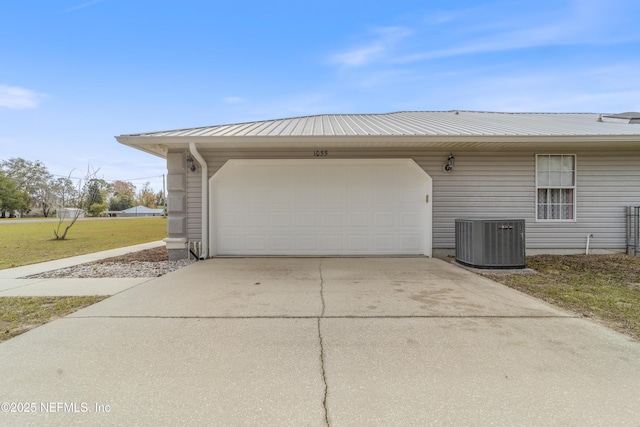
122, 111, 640, 138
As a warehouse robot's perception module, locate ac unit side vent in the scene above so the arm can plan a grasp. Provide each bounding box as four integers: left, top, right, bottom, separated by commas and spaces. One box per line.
455, 219, 525, 269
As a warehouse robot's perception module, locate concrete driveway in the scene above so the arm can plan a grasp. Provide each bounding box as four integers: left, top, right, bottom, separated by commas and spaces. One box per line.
1, 258, 640, 426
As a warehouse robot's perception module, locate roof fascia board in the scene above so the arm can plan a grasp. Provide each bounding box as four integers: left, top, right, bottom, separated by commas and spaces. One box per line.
117, 134, 640, 158
118, 134, 640, 145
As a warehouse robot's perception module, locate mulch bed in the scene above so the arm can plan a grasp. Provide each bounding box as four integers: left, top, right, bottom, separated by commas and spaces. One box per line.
96, 246, 169, 264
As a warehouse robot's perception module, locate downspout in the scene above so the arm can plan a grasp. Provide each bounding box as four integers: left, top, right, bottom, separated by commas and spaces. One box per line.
189, 142, 208, 259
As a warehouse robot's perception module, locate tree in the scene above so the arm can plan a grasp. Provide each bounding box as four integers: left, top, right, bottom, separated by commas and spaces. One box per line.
109, 180, 136, 211
88, 203, 107, 217
155, 190, 166, 211
136, 182, 156, 208
85, 178, 111, 208
0, 171, 29, 217
51, 176, 78, 211
54, 166, 102, 240
0, 158, 53, 217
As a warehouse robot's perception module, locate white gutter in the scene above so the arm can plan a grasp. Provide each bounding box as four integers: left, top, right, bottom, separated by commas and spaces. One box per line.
189, 142, 208, 259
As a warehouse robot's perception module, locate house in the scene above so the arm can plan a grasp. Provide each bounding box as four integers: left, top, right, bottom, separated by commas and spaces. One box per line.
119, 206, 165, 217
57, 208, 85, 219
116, 111, 640, 261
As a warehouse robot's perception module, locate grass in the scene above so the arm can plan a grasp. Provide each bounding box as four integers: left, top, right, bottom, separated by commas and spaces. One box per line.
0, 296, 108, 342
484, 254, 640, 340
0, 217, 167, 269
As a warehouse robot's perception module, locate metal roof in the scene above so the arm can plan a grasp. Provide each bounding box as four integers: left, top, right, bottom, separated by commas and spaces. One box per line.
116, 111, 640, 158
122, 111, 640, 138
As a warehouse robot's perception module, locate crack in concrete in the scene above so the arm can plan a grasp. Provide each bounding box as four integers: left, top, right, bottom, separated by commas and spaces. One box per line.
319, 260, 325, 317
317, 261, 330, 426
317, 318, 329, 426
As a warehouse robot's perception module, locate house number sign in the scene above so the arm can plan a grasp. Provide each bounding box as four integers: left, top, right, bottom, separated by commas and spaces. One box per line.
313, 150, 328, 157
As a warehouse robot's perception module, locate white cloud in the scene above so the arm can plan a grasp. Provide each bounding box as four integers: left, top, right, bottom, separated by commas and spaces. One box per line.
330, 1, 640, 69
416, 64, 640, 113
330, 26, 412, 67
0, 85, 46, 109
398, 0, 640, 64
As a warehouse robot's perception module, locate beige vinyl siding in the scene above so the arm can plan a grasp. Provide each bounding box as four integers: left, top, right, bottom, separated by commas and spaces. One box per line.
179, 147, 640, 253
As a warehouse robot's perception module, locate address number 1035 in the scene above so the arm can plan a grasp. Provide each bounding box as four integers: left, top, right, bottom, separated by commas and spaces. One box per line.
313, 150, 328, 157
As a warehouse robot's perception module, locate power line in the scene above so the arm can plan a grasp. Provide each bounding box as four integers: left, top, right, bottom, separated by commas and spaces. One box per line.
119, 175, 164, 182
51, 173, 164, 183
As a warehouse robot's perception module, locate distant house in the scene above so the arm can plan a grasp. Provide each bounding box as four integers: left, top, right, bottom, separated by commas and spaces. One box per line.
57, 208, 85, 219
116, 111, 640, 260
119, 206, 164, 217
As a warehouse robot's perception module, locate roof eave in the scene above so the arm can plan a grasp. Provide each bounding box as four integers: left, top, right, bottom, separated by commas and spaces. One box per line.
116, 134, 640, 157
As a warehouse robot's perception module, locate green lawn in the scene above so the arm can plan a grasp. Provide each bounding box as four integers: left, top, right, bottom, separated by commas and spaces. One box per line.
0, 218, 167, 269
1, 296, 108, 342
484, 254, 640, 341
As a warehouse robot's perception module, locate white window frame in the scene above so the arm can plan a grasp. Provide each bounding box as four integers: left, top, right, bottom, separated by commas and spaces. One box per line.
535, 154, 577, 222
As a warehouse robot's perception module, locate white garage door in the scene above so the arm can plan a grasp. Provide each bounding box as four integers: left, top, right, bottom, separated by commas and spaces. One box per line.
210, 159, 431, 256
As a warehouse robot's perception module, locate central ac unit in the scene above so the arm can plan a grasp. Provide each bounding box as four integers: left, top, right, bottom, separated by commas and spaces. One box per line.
455, 219, 525, 269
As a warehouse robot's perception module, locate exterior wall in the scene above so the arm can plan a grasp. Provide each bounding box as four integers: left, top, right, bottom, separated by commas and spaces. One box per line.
170, 147, 640, 256
186, 167, 202, 241
165, 152, 188, 260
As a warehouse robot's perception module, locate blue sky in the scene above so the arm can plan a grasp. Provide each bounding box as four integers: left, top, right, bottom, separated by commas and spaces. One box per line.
1, 0, 639, 192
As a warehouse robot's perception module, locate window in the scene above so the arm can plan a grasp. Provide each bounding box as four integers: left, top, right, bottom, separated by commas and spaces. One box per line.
536, 155, 576, 220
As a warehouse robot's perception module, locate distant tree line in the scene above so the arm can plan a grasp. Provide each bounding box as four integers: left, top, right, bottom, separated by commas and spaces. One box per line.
0, 157, 165, 218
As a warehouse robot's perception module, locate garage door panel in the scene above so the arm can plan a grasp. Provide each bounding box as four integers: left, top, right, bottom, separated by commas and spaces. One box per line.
322, 212, 344, 228
374, 235, 394, 251
271, 212, 292, 228
295, 190, 316, 206
271, 235, 292, 252
295, 235, 318, 252
375, 188, 395, 205
219, 234, 243, 252
400, 211, 422, 228
322, 187, 347, 205
211, 160, 430, 255
270, 187, 292, 205
246, 235, 267, 251
347, 234, 370, 252
220, 211, 244, 227
322, 235, 345, 252
374, 211, 395, 227
348, 212, 371, 228
296, 212, 319, 228
398, 235, 421, 252
246, 212, 267, 228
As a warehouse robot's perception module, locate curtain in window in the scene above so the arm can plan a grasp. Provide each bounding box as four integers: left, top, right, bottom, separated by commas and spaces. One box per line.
537, 188, 574, 220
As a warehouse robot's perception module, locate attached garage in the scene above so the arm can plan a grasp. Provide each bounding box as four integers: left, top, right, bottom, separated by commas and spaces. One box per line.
116, 111, 640, 260
210, 159, 432, 256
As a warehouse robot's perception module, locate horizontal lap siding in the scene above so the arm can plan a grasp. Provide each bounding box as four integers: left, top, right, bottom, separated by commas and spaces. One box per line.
431, 152, 534, 249
179, 148, 640, 252
433, 151, 640, 251
543, 151, 640, 250
186, 172, 201, 241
